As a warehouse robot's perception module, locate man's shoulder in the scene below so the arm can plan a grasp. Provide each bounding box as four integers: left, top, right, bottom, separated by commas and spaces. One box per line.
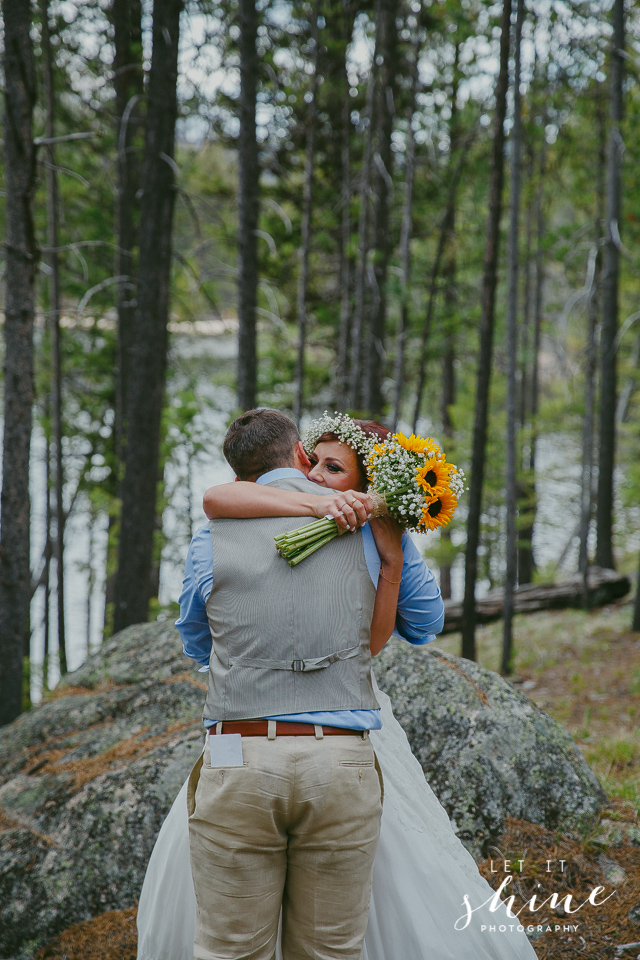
266, 475, 335, 496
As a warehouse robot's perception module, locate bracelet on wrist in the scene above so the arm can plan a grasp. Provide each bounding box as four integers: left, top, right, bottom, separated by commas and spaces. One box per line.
379, 569, 402, 585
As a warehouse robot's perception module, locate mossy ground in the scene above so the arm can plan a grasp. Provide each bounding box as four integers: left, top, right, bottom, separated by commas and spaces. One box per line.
33, 603, 640, 959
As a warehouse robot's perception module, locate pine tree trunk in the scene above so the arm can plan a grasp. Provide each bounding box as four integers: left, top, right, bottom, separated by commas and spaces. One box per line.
0, 0, 37, 725
437, 47, 460, 600
392, 35, 420, 431
526, 145, 545, 538
365, 0, 398, 417
336, 6, 352, 409
112, 0, 143, 465
516, 152, 535, 587
236, 0, 260, 411
294, 0, 320, 425
502, 0, 525, 676
460, 0, 511, 662
596, 0, 625, 570
350, 66, 375, 409
113, 0, 183, 632
43, 436, 52, 692
440, 225, 458, 600
41, 0, 67, 675
580, 88, 606, 587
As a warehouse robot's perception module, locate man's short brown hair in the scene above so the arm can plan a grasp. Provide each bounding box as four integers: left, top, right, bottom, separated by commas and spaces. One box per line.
223, 408, 301, 480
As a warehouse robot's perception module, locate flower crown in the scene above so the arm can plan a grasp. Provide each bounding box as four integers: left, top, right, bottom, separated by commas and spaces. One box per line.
303, 411, 376, 459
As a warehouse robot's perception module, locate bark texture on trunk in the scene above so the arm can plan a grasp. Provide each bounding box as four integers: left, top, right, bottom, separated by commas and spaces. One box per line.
41, 0, 67, 675
596, 0, 625, 570
392, 34, 420, 431
294, 1, 320, 425
113, 0, 183, 632
502, 0, 524, 676
517, 146, 545, 587
0, 0, 37, 725
365, 0, 398, 417
112, 0, 143, 464
236, 0, 259, 411
580, 89, 606, 589
460, 0, 511, 662
350, 66, 375, 409
336, 13, 352, 409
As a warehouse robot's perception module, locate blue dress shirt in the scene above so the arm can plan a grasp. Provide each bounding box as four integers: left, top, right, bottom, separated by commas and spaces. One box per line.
176, 468, 444, 729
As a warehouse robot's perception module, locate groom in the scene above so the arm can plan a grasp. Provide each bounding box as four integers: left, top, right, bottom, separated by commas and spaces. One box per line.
177, 408, 444, 960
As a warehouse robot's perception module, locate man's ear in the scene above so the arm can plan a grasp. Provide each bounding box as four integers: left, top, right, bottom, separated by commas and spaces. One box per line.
294, 440, 312, 473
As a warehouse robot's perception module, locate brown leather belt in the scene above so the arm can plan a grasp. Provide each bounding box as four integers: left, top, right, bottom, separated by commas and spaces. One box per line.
209, 720, 365, 737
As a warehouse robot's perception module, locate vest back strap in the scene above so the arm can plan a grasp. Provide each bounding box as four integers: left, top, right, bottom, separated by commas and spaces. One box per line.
230, 644, 360, 673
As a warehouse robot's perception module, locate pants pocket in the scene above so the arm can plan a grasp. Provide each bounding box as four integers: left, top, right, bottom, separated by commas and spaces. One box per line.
187, 744, 205, 817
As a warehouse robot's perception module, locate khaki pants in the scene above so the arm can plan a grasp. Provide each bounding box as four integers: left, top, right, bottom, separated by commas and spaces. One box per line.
187, 732, 383, 960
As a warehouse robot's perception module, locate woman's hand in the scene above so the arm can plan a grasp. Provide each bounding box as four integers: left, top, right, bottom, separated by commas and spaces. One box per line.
368, 515, 404, 577
313, 489, 372, 532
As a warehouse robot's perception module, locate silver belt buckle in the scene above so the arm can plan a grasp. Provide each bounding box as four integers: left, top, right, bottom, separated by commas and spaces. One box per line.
292, 659, 305, 672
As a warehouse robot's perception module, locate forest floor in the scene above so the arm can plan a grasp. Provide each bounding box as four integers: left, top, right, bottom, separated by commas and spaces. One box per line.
34, 602, 640, 960
440, 598, 640, 959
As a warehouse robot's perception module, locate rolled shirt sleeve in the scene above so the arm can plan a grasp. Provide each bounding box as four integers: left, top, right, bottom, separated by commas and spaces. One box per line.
175, 525, 214, 668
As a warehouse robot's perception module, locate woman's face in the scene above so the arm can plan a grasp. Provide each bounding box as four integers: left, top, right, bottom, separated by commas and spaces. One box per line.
308, 440, 365, 492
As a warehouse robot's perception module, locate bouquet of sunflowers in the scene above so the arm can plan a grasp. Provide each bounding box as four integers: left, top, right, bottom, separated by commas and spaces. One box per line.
275, 421, 464, 566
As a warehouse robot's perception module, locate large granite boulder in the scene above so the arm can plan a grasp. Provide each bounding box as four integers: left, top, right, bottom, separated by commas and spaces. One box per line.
0, 623, 205, 960
375, 637, 608, 855
0, 623, 606, 959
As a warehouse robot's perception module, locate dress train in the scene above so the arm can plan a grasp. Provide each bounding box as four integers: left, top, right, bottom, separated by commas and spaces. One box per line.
137, 678, 537, 959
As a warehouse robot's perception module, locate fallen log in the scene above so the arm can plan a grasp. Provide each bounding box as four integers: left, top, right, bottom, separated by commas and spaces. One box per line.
442, 567, 630, 634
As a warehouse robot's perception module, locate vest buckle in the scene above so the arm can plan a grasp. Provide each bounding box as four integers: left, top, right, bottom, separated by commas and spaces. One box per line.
291, 659, 305, 672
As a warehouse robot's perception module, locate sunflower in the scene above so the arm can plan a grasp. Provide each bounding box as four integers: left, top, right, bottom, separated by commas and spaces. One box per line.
396, 432, 441, 457
420, 487, 458, 530
416, 457, 452, 494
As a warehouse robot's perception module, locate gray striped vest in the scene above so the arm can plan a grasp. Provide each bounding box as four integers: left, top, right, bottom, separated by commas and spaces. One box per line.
203, 476, 379, 721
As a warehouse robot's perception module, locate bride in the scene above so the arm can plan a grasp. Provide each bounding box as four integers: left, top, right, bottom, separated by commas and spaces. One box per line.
137, 413, 537, 960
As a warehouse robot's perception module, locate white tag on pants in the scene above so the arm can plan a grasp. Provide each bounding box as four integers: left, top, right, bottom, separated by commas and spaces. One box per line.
209, 733, 244, 767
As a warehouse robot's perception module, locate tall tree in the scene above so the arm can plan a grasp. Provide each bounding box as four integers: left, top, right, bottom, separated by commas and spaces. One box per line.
335, 1, 353, 409
595, 0, 625, 570
392, 32, 420, 431
112, 0, 143, 464
439, 49, 462, 599
579, 86, 606, 588
460, 0, 511, 662
440, 40, 466, 600
365, 0, 398, 417
236, 0, 260, 410
502, 0, 524, 676
517, 139, 545, 586
40, 0, 67, 675
294, 0, 320, 425
0, 0, 37, 725
113, 0, 183, 632
349, 63, 376, 409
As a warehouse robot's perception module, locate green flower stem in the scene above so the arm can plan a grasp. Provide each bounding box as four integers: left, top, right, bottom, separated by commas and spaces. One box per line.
275, 518, 340, 561
286, 531, 339, 566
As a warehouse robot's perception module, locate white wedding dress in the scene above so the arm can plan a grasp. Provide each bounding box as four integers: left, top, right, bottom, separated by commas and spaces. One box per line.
137, 677, 537, 960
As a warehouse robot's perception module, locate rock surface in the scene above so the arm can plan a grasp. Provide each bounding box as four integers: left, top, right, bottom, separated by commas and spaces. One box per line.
0, 623, 607, 959
375, 638, 608, 854
0, 623, 205, 960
